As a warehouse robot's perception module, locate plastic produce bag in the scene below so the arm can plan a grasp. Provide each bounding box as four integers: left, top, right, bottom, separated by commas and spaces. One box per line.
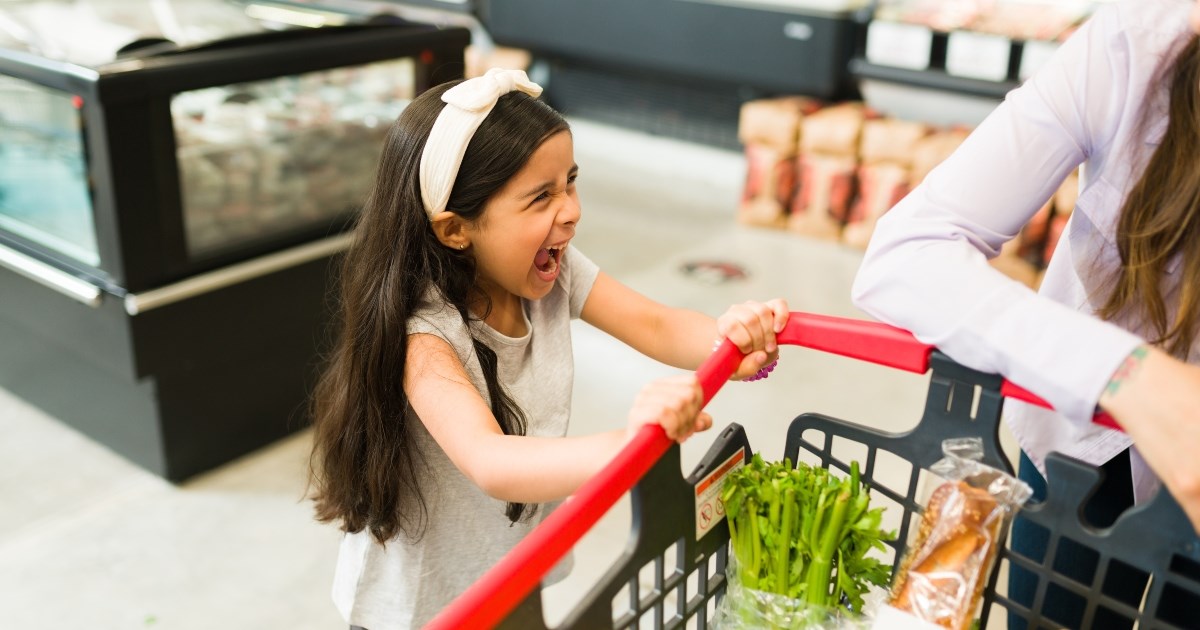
876, 438, 1033, 630
712, 555, 877, 630
715, 455, 894, 629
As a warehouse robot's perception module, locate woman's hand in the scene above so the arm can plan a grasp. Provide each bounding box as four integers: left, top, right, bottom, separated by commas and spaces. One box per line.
626, 375, 712, 444
716, 299, 790, 381
1100, 345, 1200, 533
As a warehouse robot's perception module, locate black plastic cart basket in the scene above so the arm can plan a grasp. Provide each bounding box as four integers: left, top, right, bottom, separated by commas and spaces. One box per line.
428, 312, 1200, 630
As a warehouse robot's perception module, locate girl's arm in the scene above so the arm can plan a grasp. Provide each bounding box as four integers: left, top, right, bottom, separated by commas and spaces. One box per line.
580, 272, 788, 378
405, 333, 710, 504
1099, 346, 1200, 533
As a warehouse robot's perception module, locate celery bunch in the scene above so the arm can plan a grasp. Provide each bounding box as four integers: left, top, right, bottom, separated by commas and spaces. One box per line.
720, 454, 893, 614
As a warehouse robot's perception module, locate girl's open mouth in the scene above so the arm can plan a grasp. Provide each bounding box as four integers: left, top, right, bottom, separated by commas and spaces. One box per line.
534, 246, 564, 278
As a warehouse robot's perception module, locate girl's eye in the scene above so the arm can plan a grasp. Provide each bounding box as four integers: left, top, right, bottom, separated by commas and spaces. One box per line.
534, 191, 550, 203
568, 174, 578, 185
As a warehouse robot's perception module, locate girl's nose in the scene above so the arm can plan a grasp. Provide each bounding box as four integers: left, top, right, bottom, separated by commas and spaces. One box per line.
558, 195, 581, 226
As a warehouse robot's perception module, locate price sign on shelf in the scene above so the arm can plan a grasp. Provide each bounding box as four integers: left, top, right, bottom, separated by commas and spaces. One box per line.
865, 21, 934, 71
1019, 40, 1061, 81
946, 31, 1013, 82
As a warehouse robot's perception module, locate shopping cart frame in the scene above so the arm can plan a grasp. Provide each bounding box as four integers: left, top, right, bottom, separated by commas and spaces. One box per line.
428, 313, 1200, 630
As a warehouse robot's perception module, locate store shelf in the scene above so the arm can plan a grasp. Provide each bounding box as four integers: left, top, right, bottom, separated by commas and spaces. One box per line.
850, 57, 1017, 100
850, 0, 1104, 105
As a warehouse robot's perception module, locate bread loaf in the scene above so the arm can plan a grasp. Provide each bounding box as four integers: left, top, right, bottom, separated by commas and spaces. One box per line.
842, 118, 930, 249
843, 162, 909, 249
738, 96, 821, 154
789, 153, 857, 239
799, 102, 867, 156
738, 144, 796, 228
991, 237, 1040, 289
889, 480, 1003, 630
909, 128, 971, 186
737, 97, 821, 227
1044, 169, 1079, 261
859, 119, 931, 167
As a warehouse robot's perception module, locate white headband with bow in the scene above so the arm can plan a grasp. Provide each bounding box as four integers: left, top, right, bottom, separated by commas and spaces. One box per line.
419, 68, 544, 218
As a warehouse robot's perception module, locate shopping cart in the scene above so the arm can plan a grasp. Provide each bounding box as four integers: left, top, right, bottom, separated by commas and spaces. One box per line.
429, 313, 1200, 630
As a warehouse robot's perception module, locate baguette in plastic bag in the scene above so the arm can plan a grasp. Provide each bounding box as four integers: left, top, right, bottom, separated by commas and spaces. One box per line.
883, 439, 1032, 629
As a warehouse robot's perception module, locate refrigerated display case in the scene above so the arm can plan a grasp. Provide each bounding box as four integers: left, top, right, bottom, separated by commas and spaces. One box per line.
0, 0, 469, 481
476, 0, 869, 149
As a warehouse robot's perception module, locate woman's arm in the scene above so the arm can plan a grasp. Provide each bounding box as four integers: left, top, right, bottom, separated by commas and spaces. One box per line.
580, 272, 788, 377
405, 333, 709, 504
851, 4, 1145, 423
1099, 346, 1200, 532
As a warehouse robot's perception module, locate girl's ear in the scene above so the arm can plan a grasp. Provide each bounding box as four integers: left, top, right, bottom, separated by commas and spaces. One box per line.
429, 211, 471, 250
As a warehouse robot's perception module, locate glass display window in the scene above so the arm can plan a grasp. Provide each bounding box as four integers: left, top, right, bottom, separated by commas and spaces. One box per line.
172, 57, 415, 257
0, 75, 98, 264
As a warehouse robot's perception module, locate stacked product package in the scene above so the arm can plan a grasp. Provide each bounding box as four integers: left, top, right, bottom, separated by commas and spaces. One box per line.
789, 102, 868, 241
842, 118, 931, 248
736, 98, 1083, 289
737, 96, 822, 228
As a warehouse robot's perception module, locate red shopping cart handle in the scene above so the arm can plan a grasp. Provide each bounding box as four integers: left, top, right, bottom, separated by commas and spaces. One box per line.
697, 312, 931, 401
425, 312, 1122, 630
702, 313, 1119, 429
1000, 381, 1121, 430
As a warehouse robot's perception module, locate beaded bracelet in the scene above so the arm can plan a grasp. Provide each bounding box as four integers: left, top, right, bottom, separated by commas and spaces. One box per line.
743, 359, 778, 382
713, 338, 778, 382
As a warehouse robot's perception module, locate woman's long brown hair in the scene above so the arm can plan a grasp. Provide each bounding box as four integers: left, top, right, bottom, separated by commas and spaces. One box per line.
307, 82, 569, 545
1099, 36, 1200, 358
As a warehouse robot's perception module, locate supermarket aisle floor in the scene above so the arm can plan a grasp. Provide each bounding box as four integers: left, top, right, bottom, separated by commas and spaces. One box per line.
0, 119, 942, 630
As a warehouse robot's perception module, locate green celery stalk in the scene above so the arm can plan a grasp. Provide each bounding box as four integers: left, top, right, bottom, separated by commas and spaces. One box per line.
805, 489, 851, 609
810, 483, 832, 557
765, 478, 782, 590
850, 461, 860, 498
775, 487, 796, 594
747, 499, 761, 589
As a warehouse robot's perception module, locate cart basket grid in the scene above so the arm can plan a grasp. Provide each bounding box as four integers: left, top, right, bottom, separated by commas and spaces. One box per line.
429, 313, 1200, 630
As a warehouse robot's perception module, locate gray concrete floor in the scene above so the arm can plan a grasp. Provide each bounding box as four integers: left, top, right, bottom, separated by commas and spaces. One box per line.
0, 119, 1002, 629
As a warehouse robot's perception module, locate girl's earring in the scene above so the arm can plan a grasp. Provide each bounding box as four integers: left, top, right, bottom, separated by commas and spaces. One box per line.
459, 243, 467, 250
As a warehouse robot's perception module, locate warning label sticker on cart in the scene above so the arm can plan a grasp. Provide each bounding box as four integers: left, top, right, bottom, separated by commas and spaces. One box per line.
694, 447, 745, 540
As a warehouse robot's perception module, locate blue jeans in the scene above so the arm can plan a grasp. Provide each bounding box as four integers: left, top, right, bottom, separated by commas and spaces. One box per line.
1007, 450, 1141, 629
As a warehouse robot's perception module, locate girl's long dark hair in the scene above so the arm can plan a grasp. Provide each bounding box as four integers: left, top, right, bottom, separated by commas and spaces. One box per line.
308, 81, 569, 544
1098, 36, 1200, 358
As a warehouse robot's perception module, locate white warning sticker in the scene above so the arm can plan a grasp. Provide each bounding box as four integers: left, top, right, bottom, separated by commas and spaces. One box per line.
694, 447, 745, 540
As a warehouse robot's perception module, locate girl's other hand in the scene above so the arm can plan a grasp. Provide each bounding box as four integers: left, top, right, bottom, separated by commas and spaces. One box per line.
716, 299, 790, 381
626, 375, 712, 444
